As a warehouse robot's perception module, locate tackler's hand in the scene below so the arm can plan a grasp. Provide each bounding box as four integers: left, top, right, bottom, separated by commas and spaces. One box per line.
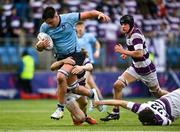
63, 57, 75, 66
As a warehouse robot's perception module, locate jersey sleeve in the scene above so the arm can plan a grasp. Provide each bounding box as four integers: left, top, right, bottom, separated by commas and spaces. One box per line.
131, 34, 144, 50
63, 12, 80, 26
39, 23, 48, 33
127, 102, 145, 114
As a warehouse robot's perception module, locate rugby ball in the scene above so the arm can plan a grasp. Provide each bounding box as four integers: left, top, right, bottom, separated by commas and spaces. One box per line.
37, 32, 53, 50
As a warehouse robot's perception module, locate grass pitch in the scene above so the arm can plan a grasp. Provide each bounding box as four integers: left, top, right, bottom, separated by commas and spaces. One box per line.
0, 98, 180, 132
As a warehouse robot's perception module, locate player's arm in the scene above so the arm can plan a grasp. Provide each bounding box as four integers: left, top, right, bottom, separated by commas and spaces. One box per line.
94, 40, 101, 59
80, 10, 110, 22
114, 44, 143, 58
161, 116, 172, 126
71, 63, 93, 74
35, 40, 44, 52
95, 100, 131, 110
95, 99, 143, 114
50, 61, 64, 71
35, 24, 51, 52
81, 63, 93, 71
35, 39, 50, 52
51, 57, 75, 71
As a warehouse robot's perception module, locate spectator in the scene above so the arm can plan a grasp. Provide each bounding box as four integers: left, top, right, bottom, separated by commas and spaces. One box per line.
17, 50, 35, 94
6, 7, 21, 46
22, 18, 35, 46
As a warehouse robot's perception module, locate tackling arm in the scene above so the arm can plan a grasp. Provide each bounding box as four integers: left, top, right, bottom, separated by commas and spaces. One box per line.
81, 63, 93, 71
51, 57, 75, 71
71, 63, 93, 75
95, 100, 132, 110
50, 61, 64, 71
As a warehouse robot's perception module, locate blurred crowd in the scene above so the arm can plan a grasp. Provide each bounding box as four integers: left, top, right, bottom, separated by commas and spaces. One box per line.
0, 0, 180, 71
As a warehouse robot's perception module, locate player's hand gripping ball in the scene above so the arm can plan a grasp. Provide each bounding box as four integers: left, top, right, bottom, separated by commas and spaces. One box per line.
37, 32, 53, 50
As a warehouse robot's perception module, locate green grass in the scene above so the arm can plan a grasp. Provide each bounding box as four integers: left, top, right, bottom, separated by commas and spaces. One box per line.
0, 98, 180, 131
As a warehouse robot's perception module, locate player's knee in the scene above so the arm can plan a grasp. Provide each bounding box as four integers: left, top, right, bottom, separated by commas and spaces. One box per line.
57, 73, 66, 83
57, 69, 70, 82
66, 100, 86, 122
151, 91, 162, 98
149, 86, 168, 98
113, 80, 125, 92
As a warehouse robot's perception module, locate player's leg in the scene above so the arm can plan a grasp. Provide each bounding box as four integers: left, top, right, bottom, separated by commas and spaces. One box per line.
66, 99, 86, 125
65, 52, 95, 100
70, 83, 103, 112
86, 71, 103, 99
77, 96, 97, 124
100, 67, 138, 121
72, 85, 93, 98
84, 72, 94, 111
142, 72, 169, 98
51, 52, 85, 120
70, 75, 97, 125
51, 63, 75, 120
150, 85, 169, 98
76, 96, 87, 113
85, 71, 105, 111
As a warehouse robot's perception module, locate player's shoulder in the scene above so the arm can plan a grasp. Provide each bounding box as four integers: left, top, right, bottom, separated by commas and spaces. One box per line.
61, 12, 78, 16
41, 22, 48, 27
84, 32, 95, 38
60, 12, 79, 20
131, 28, 144, 39
132, 27, 143, 35
40, 22, 49, 31
60, 13, 68, 18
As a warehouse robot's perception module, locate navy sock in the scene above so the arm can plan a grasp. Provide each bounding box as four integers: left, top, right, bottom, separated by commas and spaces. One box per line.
57, 103, 64, 111
112, 108, 119, 114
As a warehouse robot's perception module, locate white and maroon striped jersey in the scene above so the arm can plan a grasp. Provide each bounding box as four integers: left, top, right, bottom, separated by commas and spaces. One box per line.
126, 89, 180, 125
126, 27, 156, 75
127, 99, 173, 125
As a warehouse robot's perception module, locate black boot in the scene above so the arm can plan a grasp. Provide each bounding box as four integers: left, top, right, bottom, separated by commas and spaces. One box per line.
100, 112, 120, 121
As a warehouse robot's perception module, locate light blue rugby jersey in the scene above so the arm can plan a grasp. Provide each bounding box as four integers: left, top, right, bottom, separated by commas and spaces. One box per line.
39, 13, 81, 56
77, 33, 96, 63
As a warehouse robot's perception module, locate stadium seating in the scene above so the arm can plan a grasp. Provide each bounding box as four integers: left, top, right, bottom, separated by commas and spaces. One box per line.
7, 46, 19, 65
0, 47, 9, 65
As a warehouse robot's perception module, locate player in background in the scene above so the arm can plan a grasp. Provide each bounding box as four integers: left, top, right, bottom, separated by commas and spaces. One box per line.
95, 88, 180, 125
76, 21, 105, 111
35, 7, 110, 120
50, 49, 97, 125
100, 15, 169, 121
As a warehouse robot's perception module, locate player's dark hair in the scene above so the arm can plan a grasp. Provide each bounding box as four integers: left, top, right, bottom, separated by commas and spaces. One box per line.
42, 7, 56, 21
138, 107, 156, 125
76, 21, 84, 26
120, 15, 134, 33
